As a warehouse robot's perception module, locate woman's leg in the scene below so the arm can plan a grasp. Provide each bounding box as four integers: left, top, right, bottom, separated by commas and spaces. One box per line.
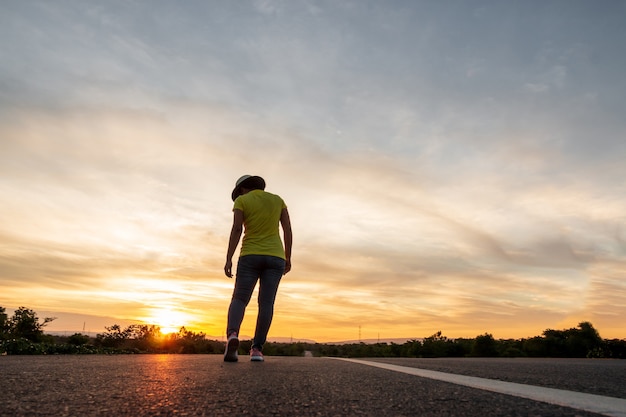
226, 255, 261, 335
252, 256, 285, 350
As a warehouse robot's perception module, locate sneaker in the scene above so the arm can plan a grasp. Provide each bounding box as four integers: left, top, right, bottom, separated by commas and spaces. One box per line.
250, 347, 264, 362
224, 333, 239, 362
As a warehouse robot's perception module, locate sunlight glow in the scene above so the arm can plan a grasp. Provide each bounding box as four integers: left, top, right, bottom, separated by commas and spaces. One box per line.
144, 307, 192, 335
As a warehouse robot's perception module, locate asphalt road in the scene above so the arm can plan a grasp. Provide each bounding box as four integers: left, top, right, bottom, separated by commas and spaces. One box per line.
1, 355, 624, 416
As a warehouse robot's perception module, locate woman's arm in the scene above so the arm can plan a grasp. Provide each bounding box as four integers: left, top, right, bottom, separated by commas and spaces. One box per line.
224, 209, 244, 278
280, 208, 292, 274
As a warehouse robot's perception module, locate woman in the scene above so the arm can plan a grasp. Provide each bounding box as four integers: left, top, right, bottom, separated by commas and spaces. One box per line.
223, 175, 292, 362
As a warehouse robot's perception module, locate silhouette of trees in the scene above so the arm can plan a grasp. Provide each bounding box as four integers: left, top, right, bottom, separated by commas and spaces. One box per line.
0, 306, 8, 337
0, 305, 623, 358
307, 323, 617, 359
471, 333, 498, 357
5, 307, 55, 342
93, 323, 224, 353
95, 324, 130, 348
533, 322, 602, 358
95, 324, 162, 351
0, 307, 56, 354
598, 339, 626, 359
67, 333, 90, 346
173, 327, 221, 353
420, 331, 469, 357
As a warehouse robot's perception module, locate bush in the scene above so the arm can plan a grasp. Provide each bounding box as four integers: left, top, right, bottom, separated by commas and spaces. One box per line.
471, 333, 498, 357
0, 338, 48, 355
67, 333, 91, 346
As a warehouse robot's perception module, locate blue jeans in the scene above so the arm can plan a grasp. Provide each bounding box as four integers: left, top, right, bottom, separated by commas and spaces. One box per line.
227, 255, 285, 350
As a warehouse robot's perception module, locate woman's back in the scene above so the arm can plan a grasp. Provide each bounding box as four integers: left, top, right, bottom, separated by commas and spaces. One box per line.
234, 189, 287, 259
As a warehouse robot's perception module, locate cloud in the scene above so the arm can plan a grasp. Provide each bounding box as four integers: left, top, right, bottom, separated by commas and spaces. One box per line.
1, 1, 625, 340
2, 97, 624, 339
524, 83, 549, 93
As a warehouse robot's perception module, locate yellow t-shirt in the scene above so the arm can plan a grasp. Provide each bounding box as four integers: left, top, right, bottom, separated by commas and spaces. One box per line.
234, 189, 287, 259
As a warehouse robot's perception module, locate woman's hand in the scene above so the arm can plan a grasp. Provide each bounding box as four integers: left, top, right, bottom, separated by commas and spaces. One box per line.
224, 259, 234, 278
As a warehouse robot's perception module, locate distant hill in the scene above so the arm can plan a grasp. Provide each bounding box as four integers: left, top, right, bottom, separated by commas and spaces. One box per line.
328, 338, 423, 345
267, 336, 317, 344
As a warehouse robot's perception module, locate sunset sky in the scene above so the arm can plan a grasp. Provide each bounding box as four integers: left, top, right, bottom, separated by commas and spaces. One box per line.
1, 1, 625, 342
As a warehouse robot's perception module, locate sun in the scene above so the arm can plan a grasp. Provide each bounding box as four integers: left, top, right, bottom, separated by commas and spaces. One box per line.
145, 307, 191, 335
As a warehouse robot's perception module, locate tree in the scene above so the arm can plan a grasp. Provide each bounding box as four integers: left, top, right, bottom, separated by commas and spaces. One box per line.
0, 306, 9, 338
8, 307, 56, 342
96, 324, 131, 348
421, 331, 454, 357
471, 333, 498, 357
95, 324, 165, 351
566, 321, 602, 357
67, 333, 90, 346
175, 326, 211, 353
126, 324, 161, 352
540, 322, 603, 357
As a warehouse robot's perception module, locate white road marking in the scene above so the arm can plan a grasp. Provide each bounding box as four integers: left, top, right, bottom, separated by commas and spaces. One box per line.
332, 358, 626, 417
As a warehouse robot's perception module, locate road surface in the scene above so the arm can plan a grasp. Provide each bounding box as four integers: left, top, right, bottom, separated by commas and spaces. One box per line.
1, 355, 625, 416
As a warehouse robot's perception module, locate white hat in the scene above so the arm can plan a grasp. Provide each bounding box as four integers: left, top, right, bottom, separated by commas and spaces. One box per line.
231, 175, 265, 201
